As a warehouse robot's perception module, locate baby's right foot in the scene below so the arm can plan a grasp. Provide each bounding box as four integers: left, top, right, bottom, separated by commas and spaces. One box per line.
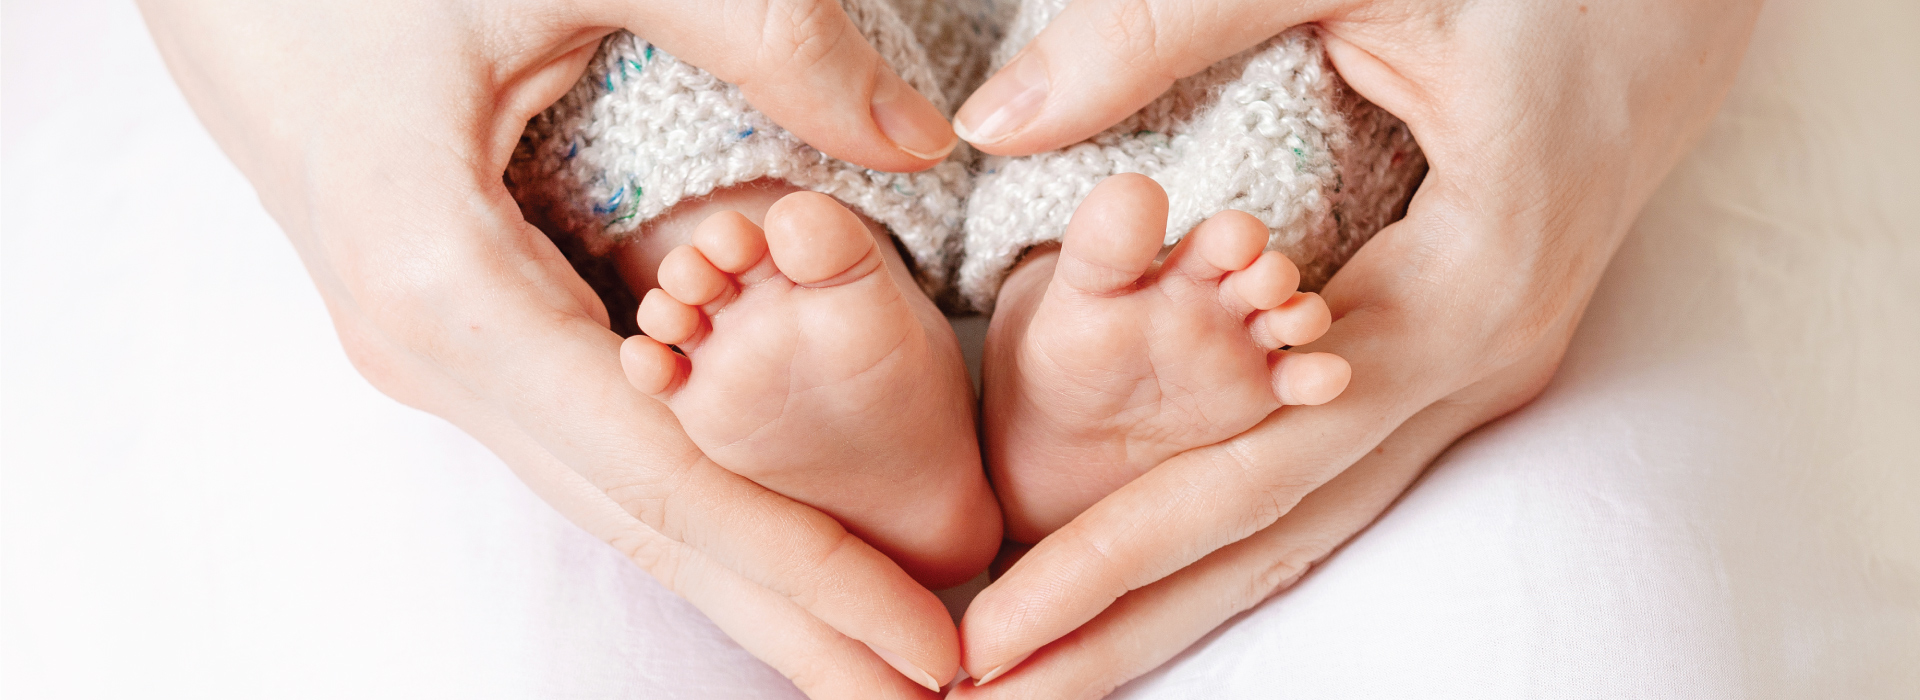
619, 189, 1000, 588
982, 174, 1351, 543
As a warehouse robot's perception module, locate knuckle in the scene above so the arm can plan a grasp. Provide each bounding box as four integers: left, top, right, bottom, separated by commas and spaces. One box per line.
753, 0, 856, 83
783, 649, 861, 699
1054, 633, 1126, 698
1214, 445, 1308, 532
777, 530, 863, 609
602, 454, 699, 536
1091, 0, 1198, 82
1094, 0, 1162, 66
782, 665, 831, 698
1244, 553, 1313, 604
1029, 524, 1135, 608
612, 527, 681, 585
999, 595, 1054, 640
1079, 535, 1138, 595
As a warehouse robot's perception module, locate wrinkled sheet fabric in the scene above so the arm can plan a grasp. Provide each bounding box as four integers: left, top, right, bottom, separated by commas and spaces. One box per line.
2, 0, 1914, 697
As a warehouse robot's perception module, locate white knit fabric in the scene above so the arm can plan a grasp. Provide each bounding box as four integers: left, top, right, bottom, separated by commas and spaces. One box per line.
510, 0, 1422, 312
506, 0, 1003, 298
957, 0, 1426, 309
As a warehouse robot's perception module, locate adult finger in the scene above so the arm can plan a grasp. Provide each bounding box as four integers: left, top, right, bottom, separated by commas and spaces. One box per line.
333, 286, 949, 697
578, 0, 956, 172
954, 341, 1565, 695
957, 182, 1583, 678
344, 214, 960, 689
464, 410, 943, 698
953, 414, 1431, 697
951, 0, 1346, 155
959, 346, 1419, 680
490, 320, 958, 690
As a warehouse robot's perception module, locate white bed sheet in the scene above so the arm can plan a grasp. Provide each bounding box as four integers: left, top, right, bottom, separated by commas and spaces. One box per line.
3, 0, 1915, 697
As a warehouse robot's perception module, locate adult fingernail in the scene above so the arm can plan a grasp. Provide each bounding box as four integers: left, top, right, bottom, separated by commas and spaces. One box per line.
953, 51, 1049, 146
864, 642, 943, 692
972, 649, 1033, 686
872, 73, 957, 161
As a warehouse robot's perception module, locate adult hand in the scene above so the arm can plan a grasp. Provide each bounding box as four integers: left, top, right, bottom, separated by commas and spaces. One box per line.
137, 0, 961, 695
951, 0, 1763, 694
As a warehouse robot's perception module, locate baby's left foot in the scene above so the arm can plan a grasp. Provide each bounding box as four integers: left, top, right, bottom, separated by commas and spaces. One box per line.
982, 174, 1350, 542
620, 188, 999, 588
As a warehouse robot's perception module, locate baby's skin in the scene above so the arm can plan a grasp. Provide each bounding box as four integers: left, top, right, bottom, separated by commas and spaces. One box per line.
983, 174, 1351, 543
613, 174, 1345, 581
616, 182, 1001, 589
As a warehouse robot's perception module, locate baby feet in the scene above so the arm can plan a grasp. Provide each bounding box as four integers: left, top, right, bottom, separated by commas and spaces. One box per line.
619, 190, 1000, 588
983, 174, 1351, 542
614, 176, 1342, 571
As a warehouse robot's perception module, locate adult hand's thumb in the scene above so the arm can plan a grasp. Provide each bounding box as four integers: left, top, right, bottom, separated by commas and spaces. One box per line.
588, 0, 955, 172
952, 0, 1341, 156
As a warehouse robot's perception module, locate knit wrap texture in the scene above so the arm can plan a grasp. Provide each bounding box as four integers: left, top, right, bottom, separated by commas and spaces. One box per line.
506, 0, 1006, 299
508, 0, 1424, 313
957, 0, 1426, 309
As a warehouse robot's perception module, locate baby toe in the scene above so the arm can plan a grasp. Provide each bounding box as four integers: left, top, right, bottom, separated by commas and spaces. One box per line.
1168, 210, 1268, 280
1249, 292, 1332, 349
658, 245, 731, 306
1226, 251, 1301, 313
636, 288, 704, 346
762, 191, 878, 286
691, 211, 770, 274
621, 335, 688, 397
1055, 174, 1169, 296
1269, 351, 1351, 406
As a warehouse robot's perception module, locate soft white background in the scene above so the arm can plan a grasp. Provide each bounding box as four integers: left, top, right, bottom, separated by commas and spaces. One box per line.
3, 0, 1916, 697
